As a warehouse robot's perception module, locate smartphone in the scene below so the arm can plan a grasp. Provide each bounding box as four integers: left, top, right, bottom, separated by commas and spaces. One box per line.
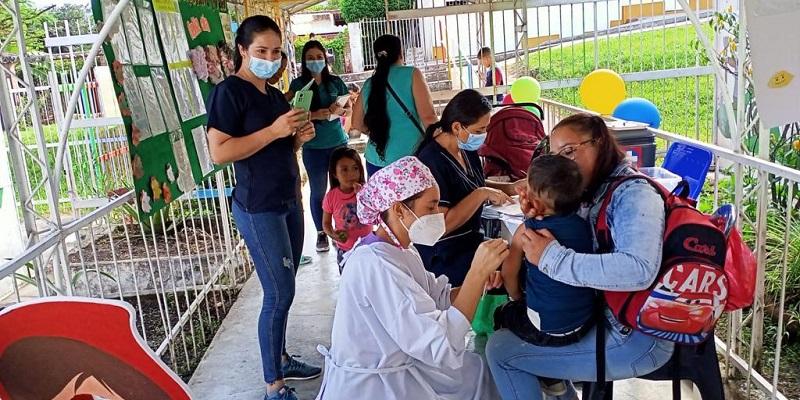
293, 90, 313, 121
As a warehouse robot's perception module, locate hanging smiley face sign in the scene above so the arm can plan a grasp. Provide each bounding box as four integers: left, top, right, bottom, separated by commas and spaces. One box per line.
746, 0, 800, 127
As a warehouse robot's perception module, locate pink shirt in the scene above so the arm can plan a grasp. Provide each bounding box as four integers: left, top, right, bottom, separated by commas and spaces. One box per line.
323, 187, 374, 251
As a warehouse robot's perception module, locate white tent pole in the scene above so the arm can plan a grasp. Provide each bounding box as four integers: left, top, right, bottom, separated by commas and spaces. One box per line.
676, 0, 738, 137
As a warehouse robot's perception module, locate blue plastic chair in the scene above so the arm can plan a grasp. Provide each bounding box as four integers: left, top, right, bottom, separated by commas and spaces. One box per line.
662, 143, 712, 200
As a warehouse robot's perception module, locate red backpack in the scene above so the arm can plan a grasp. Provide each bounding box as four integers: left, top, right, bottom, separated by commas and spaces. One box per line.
596, 176, 728, 344
479, 107, 545, 180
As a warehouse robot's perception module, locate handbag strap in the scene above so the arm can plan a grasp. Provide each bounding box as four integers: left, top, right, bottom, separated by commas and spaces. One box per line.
387, 83, 425, 137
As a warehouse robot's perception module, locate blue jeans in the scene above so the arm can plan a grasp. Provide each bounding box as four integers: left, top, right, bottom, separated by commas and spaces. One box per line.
232, 201, 304, 383
366, 161, 382, 179
486, 309, 674, 400
303, 146, 344, 232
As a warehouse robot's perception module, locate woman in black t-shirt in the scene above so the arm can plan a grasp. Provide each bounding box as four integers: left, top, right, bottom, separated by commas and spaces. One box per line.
205, 15, 319, 400
415, 89, 521, 286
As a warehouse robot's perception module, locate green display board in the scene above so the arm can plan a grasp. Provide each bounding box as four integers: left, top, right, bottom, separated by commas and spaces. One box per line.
92, 0, 238, 218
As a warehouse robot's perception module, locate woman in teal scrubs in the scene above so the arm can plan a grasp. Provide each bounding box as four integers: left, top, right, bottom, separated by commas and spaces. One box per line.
289, 40, 350, 253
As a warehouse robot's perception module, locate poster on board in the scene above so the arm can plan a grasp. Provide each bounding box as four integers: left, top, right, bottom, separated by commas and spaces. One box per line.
746, 0, 800, 128
92, 0, 233, 218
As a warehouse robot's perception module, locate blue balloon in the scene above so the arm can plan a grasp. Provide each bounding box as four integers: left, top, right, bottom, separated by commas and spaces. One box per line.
612, 98, 661, 129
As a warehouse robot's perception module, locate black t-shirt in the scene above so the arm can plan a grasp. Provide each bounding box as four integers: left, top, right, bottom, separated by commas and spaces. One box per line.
206, 75, 300, 213
417, 140, 486, 247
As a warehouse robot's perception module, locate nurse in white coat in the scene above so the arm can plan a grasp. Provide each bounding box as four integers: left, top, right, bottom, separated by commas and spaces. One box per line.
316, 156, 508, 400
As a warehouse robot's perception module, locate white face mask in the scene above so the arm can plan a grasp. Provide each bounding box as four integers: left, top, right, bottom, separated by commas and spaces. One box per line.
399, 205, 446, 246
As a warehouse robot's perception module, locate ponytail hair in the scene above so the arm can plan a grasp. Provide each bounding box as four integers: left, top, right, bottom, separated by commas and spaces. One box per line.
416, 89, 492, 155
233, 15, 281, 73
364, 35, 402, 161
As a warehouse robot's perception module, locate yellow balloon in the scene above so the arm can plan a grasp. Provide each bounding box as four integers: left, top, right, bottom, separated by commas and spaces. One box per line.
579, 69, 627, 115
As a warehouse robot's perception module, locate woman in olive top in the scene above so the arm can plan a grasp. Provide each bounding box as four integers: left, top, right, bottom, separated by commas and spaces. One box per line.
205, 15, 321, 400
351, 34, 438, 178
289, 40, 351, 253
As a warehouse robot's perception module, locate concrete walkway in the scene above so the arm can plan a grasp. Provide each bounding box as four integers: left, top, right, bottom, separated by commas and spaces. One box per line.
188, 208, 338, 400
188, 201, 692, 400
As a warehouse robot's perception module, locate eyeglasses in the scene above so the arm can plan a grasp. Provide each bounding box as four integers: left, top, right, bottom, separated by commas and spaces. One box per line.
550, 137, 596, 160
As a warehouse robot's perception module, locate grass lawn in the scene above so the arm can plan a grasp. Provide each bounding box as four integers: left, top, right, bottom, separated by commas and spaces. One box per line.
530, 24, 716, 142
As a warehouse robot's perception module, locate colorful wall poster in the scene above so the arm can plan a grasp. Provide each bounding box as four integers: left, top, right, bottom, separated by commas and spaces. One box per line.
92, 0, 231, 218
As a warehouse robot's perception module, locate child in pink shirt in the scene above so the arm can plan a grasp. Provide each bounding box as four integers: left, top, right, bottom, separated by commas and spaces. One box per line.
322, 147, 373, 273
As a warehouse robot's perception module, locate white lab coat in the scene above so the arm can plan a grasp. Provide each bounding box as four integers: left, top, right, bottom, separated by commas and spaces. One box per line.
316, 240, 497, 400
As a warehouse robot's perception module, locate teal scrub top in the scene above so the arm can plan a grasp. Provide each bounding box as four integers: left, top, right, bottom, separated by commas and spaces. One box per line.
289, 76, 349, 150
361, 65, 424, 167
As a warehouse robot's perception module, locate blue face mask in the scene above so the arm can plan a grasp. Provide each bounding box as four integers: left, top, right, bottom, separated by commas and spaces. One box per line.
307, 60, 326, 74
457, 127, 487, 151
248, 54, 281, 80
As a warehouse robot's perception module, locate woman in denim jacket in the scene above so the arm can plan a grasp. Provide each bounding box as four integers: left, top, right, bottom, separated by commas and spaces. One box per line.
485, 113, 675, 400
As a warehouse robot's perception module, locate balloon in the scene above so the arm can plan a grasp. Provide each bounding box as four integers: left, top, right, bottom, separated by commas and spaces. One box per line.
510, 77, 542, 103
524, 106, 542, 119
612, 98, 662, 129
501, 94, 515, 105
579, 69, 626, 115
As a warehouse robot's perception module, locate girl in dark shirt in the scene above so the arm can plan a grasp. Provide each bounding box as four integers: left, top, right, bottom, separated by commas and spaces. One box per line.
205, 15, 319, 400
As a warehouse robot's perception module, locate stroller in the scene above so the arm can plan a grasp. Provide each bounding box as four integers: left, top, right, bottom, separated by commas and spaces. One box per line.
478, 103, 546, 182
479, 102, 546, 239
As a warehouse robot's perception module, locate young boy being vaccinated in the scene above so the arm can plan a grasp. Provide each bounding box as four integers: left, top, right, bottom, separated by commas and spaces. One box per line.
496, 155, 596, 397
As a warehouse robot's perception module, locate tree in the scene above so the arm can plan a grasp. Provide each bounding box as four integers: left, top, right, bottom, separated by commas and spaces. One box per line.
306, 0, 340, 12
340, 0, 412, 23
52, 3, 93, 35
0, 0, 55, 53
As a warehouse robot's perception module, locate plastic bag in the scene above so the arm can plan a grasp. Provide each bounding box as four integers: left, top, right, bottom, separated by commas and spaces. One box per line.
724, 227, 757, 311
471, 294, 508, 335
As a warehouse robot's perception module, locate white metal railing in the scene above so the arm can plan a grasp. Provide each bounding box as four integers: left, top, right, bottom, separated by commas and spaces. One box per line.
1, 13, 254, 384
376, 0, 717, 141
540, 98, 797, 400
0, 165, 253, 380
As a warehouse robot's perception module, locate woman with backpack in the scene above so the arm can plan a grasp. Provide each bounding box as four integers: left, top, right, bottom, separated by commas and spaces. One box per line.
350, 34, 438, 177
415, 89, 520, 286
485, 113, 674, 400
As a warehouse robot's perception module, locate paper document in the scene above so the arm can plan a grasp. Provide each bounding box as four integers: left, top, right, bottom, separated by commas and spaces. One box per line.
328, 94, 351, 121
484, 196, 524, 217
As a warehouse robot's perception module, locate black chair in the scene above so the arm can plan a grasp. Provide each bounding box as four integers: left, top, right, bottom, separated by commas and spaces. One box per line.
581, 331, 725, 400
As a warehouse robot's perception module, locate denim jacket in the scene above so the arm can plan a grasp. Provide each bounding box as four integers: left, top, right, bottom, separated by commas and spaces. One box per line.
537, 162, 666, 292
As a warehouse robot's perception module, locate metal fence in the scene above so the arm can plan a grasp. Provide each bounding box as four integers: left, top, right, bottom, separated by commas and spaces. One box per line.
0, 166, 252, 380
374, 0, 718, 142
1, 16, 254, 381
1, 19, 132, 220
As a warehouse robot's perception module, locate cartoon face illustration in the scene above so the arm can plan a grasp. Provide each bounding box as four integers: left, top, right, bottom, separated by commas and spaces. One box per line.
640, 292, 716, 335
0, 298, 192, 400
768, 70, 794, 89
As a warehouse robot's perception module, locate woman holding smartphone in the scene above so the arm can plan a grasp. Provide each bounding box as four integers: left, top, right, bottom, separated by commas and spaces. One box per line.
289, 40, 351, 254
206, 16, 321, 400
